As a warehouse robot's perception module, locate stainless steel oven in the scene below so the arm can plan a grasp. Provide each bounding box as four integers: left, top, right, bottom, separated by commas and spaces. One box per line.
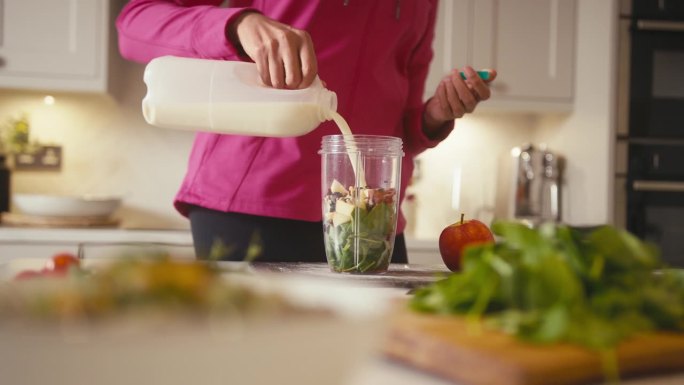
617, 0, 684, 267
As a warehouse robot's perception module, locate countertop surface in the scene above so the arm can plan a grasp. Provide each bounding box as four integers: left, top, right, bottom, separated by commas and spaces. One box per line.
251, 262, 449, 290
347, 357, 684, 385
1, 257, 683, 385
250, 263, 684, 385
0, 227, 442, 263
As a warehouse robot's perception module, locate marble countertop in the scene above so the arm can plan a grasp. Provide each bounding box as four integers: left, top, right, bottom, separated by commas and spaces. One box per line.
250, 262, 449, 290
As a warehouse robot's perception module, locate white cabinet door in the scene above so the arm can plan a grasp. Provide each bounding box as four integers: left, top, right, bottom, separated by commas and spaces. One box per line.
424, 0, 470, 97
427, 0, 576, 111
0, 0, 110, 92
476, 0, 576, 104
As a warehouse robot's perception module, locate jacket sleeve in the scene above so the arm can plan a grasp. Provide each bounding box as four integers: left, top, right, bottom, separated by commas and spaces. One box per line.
116, 0, 258, 63
402, 0, 454, 156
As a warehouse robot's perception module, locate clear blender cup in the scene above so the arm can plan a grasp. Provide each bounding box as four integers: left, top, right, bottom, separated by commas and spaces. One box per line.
319, 135, 404, 274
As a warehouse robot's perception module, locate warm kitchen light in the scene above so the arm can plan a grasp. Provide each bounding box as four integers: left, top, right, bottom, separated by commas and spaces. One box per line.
43, 95, 55, 105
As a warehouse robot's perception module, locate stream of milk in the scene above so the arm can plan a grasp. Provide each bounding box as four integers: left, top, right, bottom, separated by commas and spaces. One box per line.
331, 112, 367, 187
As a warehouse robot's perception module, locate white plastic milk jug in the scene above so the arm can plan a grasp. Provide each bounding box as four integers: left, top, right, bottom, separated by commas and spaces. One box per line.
142, 56, 338, 137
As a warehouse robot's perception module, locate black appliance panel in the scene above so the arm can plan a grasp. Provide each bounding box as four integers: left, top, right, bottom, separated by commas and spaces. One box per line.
632, 0, 684, 20
629, 144, 684, 179
627, 190, 684, 267
629, 28, 684, 138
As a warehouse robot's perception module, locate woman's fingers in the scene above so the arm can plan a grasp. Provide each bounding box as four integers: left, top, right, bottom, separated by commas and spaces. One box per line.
426, 66, 496, 123
235, 13, 317, 89
451, 68, 479, 113
298, 31, 318, 88
445, 66, 496, 117
463, 66, 491, 103
434, 80, 452, 118
443, 76, 465, 118
267, 45, 285, 88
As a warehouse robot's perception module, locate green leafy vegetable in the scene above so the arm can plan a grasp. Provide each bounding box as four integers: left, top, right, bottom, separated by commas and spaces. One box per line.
325, 201, 395, 274
411, 221, 684, 357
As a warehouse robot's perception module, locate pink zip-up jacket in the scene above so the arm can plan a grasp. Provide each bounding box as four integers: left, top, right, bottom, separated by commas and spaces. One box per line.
116, 0, 453, 234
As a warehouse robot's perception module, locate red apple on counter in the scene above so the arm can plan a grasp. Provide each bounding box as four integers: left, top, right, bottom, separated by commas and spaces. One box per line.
439, 214, 495, 271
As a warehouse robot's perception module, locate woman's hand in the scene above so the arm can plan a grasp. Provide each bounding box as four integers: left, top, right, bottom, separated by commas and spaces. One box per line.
423, 66, 497, 135
230, 12, 317, 89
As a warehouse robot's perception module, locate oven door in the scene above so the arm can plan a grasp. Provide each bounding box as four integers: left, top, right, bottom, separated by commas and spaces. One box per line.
627, 185, 684, 267
627, 144, 684, 267
632, 0, 684, 19
629, 19, 684, 138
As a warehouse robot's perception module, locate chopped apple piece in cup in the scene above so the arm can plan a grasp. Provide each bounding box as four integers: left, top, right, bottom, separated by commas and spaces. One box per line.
322, 180, 397, 274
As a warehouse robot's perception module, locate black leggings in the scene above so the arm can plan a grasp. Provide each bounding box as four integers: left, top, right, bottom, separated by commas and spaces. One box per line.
188, 205, 408, 263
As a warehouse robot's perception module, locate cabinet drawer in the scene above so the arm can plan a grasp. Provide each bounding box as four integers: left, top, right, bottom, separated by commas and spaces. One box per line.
0, 241, 78, 263
0, 0, 119, 92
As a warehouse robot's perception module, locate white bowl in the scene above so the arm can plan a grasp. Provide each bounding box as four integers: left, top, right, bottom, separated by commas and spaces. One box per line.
12, 194, 121, 217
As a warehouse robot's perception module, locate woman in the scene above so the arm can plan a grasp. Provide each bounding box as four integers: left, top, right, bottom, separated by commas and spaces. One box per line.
116, 0, 496, 263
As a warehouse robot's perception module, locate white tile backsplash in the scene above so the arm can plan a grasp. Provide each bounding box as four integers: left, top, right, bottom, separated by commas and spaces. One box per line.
407, 114, 538, 240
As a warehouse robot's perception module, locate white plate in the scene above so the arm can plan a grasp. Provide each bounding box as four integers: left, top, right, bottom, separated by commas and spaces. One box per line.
12, 193, 121, 217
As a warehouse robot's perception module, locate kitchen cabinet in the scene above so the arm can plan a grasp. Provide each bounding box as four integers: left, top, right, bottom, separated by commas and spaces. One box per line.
0, 228, 195, 262
0, 0, 120, 92
426, 0, 577, 112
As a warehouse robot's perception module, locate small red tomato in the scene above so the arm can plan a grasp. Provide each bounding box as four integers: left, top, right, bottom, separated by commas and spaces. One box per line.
49, 253, 80, 273
39, 267, 67, 278
14, 270, 41, 281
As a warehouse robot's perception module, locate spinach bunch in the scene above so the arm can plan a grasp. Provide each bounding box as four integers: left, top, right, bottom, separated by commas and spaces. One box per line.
325, 201, 395, 273
411, 222, 684, 350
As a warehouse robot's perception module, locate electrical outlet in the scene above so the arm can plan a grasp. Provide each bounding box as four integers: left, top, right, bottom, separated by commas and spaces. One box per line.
13, 145, 62, 171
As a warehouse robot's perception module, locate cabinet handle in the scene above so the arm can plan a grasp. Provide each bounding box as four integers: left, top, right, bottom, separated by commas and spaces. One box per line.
632, 180, 684, 192
636, 20, 684, 32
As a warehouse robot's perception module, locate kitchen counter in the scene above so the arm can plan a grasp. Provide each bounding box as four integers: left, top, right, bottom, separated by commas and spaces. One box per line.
0, 227, 194, 261
1, 255, 682, 385
347, 358, 684, 385
245, 262, 684, 385
0, 226, 441, 263
0, 226, 193, 244
3, 229, 680, 384
249, 262, 684, 385
252, 262, 448, 290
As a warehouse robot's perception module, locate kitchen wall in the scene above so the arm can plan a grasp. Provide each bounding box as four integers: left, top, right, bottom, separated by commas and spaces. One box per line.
406, 113, 538, 239
533, 0, 618, 227
0, 62, 195, 229
0, 65, 538, 236
0, 0, 617, 238
408, 0, 618, 238
0, 76, 538, 236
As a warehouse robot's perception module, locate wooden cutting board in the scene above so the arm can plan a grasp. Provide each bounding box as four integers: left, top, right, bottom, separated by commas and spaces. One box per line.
383, 307, 684, 385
